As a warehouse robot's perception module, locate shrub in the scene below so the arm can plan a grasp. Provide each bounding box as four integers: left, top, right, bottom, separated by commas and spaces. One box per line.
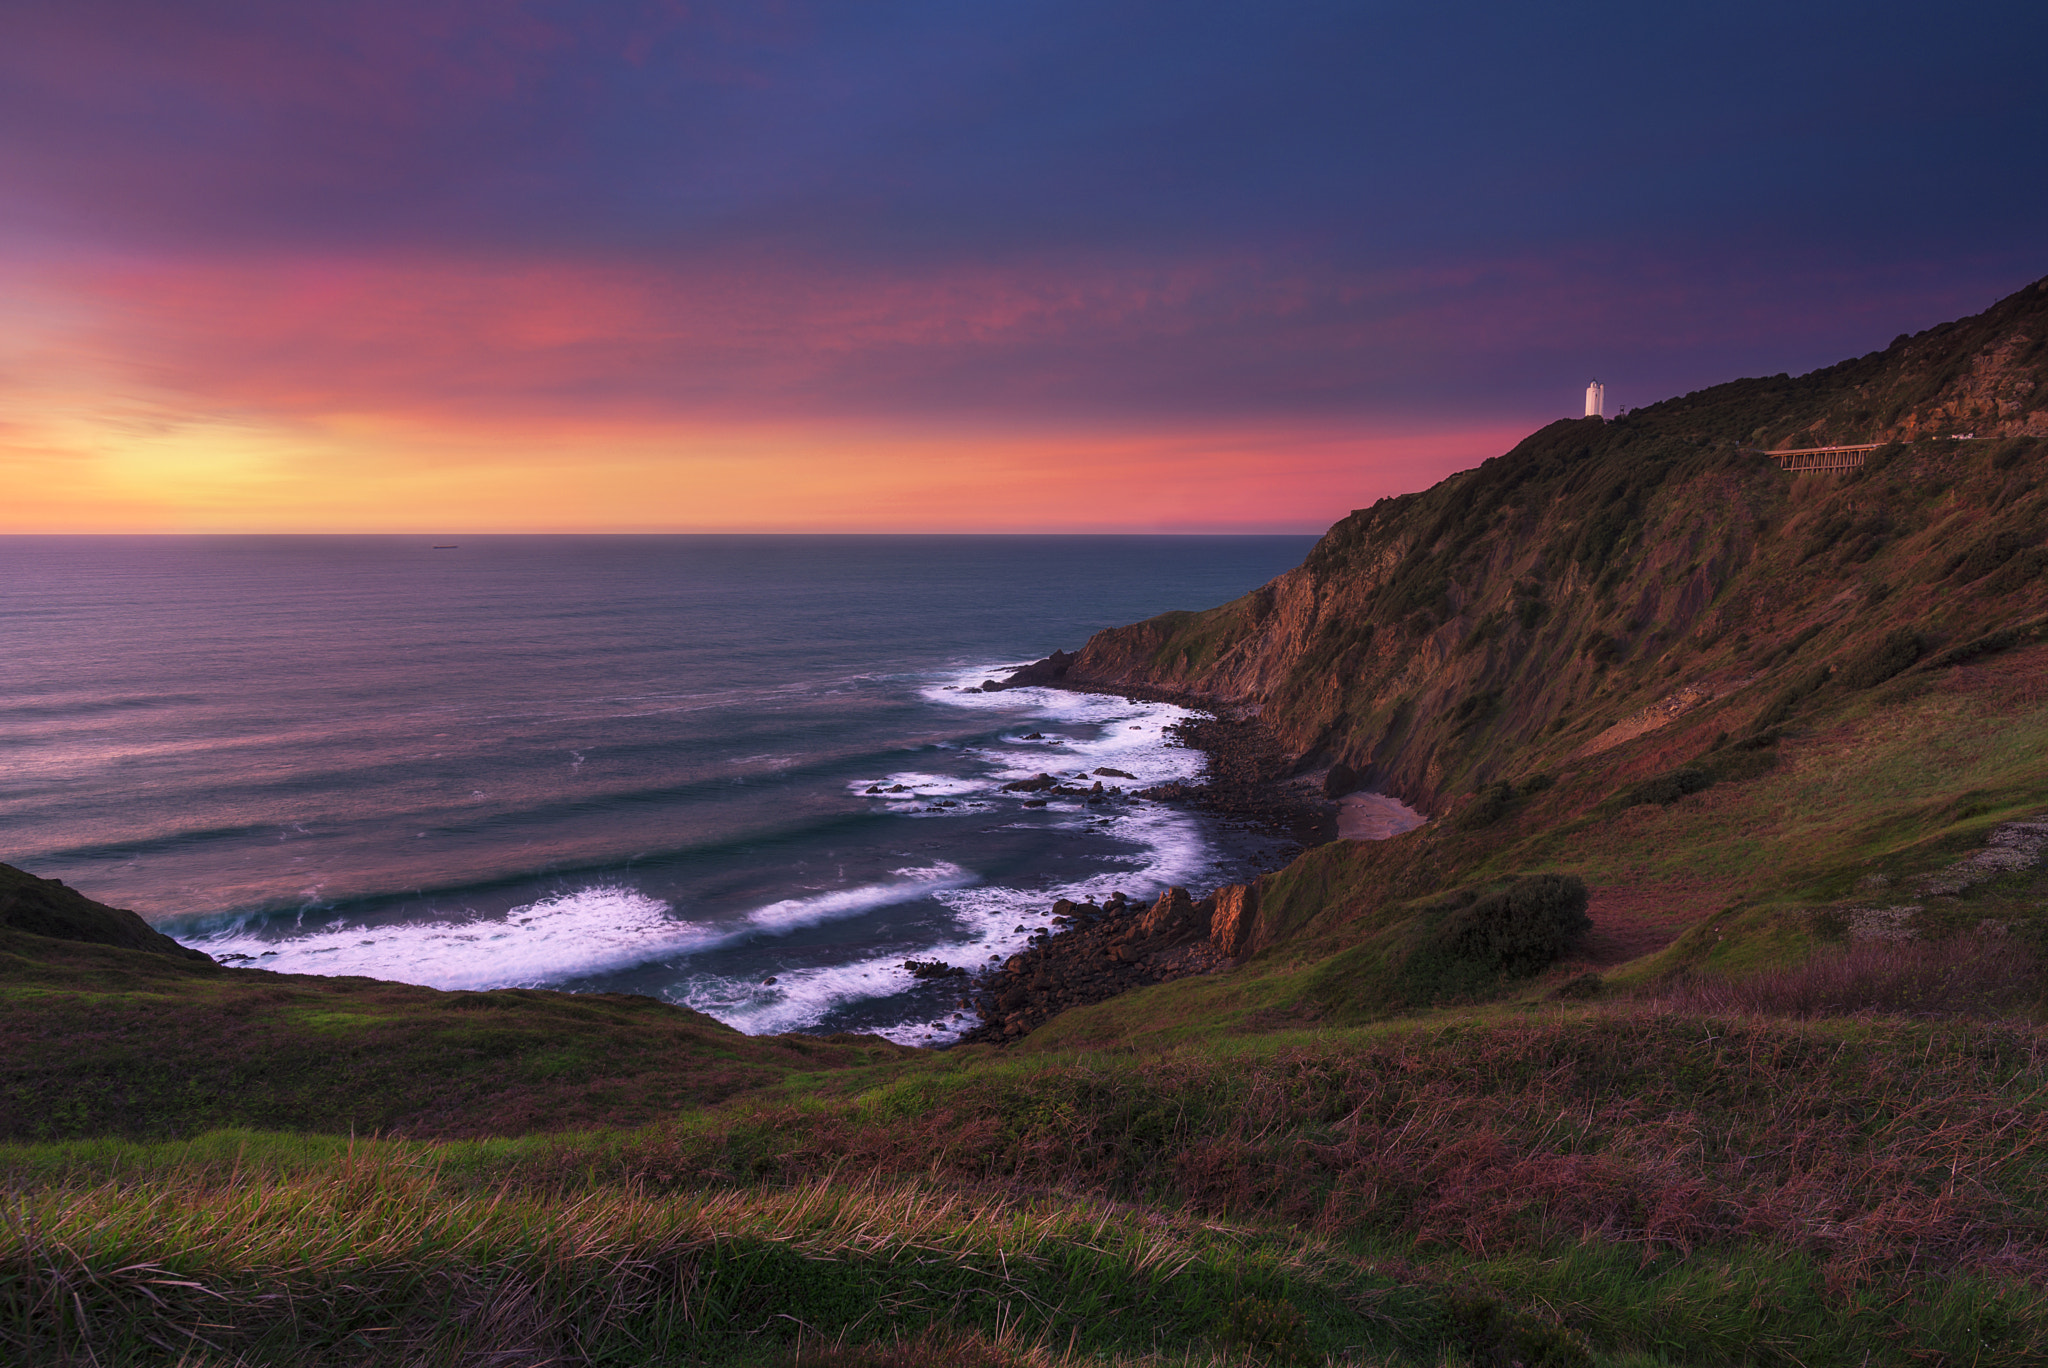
1615, 766, 1714, 809
1984, 548, 2048, 595
1838, 628, 1926, 690
1924, 616, 2048, 669
1703, 746, 1778, 784
1430, 875, 1592, 983
1456, 781, 1517, 831
1752, 663, 1832, 730
1450, 689, 1502, 734
1949, 528, 2039, 583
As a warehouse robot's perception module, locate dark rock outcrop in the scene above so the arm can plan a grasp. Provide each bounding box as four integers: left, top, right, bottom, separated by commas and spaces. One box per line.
958, 884, 1254, 1043
980, 649, 1078, 691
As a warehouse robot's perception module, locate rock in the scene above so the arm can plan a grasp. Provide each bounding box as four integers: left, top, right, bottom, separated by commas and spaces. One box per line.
1093, 767, 1136, 779
1210, 883, 1259, 958
1001, 773, 1059, 792
762, 976, 778, 986
1022, 732, 1043, 740
981, 650, 1078, 691
1322, 762, 1359, 799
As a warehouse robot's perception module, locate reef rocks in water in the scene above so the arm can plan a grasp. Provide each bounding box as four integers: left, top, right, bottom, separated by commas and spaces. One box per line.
980, 650, 1077, 691
1138, 713, 1335, 849
957, 882, 1258, 1044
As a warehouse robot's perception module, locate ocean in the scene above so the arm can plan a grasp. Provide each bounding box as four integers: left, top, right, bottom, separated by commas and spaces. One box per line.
1, 534, 1315, 1044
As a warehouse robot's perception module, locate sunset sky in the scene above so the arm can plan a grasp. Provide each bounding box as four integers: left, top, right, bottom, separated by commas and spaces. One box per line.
2, 2, 2042, 533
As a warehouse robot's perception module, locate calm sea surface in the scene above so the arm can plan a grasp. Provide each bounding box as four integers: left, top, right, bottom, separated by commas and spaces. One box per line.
0, 535, 1314, 1042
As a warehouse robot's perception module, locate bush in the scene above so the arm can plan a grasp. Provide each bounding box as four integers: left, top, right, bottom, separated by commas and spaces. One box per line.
1838, 627, 1926, 690
1614, 766, 1714, 809
1703, 746, 1778, 784
1433, 875, 1592, 981
1924, 616, 2048, 669
1456, 781, 1517, 831
1984, 547, 2048, 595
1752, 663, 1832, 730
1949, 528, 2039, 583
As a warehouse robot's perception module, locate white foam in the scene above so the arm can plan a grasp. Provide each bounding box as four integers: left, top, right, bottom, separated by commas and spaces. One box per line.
742, 863, 974, 932
196, 862, 975, 991
849, 770, 987, 799
195, 885, 714, 990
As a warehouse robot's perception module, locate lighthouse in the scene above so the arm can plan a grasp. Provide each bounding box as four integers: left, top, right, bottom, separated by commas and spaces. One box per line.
1585, 380, 1605, 419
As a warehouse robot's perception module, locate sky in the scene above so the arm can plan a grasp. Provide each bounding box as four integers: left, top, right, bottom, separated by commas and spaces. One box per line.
1, 1, 2043, 533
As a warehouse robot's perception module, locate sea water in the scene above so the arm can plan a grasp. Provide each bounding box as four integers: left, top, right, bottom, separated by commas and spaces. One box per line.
0, 535, 1314, 1043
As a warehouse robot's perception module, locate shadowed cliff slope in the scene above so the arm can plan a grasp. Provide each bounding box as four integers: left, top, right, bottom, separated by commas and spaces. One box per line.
1066, 276, 2048, 812
0, 863, 214, 963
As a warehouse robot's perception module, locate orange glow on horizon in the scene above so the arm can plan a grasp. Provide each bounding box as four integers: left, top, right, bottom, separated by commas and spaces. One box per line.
0, 409, 1531, 534
0, 255, 1540, 533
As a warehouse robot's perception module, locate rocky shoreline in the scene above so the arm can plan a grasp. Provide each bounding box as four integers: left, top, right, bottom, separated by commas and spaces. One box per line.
946, 654, 1332, 1045
951, 882, 1258, 1044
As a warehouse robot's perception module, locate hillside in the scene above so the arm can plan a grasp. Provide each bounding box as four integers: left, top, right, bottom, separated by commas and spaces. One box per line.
7, 278, 2048, 1367
1061, 274, 2048, 814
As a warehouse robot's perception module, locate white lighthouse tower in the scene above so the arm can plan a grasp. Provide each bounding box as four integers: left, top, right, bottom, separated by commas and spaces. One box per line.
1585, 380, 1605, 419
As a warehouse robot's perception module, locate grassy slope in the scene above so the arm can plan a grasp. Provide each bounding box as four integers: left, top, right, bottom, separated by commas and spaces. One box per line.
0, 927, 916, 1141
9, 620, 2046, 1366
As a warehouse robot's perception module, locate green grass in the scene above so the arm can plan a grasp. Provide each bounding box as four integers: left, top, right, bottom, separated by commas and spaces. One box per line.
10, 1006, 2048, 1365
0, 929, 915, 1142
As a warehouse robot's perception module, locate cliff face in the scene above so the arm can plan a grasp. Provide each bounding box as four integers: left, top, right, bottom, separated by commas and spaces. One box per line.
1067, 277, 2048, 812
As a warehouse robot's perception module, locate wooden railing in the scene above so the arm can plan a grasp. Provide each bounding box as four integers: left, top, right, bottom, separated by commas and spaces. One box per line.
1760, 443, 1885, 472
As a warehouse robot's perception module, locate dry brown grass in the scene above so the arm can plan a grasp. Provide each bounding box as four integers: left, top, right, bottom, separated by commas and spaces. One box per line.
1646, 932, 2042, 1019
514, 1010, 2048, 1300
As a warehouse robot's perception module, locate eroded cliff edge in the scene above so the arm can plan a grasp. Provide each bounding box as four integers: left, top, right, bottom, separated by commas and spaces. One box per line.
1059, 276, 2048, 814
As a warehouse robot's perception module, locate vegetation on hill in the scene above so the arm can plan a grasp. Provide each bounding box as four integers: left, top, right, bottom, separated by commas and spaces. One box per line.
6, 277, 2048, 1365
1062, 276, 2048, 815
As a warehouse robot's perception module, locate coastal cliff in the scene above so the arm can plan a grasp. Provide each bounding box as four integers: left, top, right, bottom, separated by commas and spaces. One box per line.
1061, 276, 2048, 814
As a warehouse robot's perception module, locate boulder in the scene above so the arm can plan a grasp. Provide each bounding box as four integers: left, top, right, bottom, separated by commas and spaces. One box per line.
1135, 886, 1208, 942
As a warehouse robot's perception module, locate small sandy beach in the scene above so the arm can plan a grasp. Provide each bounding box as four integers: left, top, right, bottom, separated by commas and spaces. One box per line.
1337, 791, 1427, 840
